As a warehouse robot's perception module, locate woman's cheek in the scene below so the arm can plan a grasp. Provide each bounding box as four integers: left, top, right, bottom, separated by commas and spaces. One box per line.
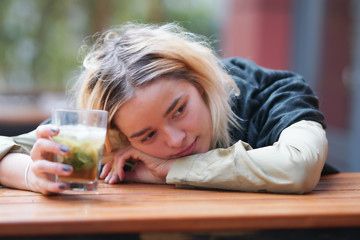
134, 142, 168, 159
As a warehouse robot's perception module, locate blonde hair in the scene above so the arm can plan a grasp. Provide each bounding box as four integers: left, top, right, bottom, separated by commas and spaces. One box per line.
73, 22, 240, 153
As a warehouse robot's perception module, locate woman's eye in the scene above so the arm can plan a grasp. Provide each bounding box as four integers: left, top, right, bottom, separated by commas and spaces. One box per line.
173, 104, 186, 118
141, 131, 156, 142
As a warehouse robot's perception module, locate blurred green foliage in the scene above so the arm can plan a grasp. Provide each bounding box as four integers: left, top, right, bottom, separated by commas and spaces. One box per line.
0, 0, 223, 93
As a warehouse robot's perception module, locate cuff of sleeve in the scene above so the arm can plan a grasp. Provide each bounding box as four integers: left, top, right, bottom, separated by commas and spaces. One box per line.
166, 155, 196, 185
0, 131, 36, 160
166, 141, 253, 186
0, 137, 18, 160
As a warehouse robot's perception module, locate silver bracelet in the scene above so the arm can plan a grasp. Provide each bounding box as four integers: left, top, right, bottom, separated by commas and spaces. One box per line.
24, 160, 32, 191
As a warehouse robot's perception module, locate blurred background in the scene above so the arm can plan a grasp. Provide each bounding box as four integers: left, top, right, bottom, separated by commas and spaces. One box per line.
0, 0, 359, 172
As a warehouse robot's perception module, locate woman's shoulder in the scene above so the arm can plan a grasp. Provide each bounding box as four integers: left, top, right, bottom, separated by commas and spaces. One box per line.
221, 57, 302, 86
223, 57, 326, 148
221, 57, 260, 79
221, 57, 257, 69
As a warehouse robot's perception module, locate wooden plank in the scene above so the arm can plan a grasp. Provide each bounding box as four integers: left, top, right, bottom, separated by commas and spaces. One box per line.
0, 173, 359, 236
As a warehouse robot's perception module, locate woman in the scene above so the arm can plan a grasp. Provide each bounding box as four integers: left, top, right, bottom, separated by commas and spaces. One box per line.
0, 23, 333, 194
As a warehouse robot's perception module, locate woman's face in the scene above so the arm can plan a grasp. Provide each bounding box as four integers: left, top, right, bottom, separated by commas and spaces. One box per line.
113, 78, 213, 159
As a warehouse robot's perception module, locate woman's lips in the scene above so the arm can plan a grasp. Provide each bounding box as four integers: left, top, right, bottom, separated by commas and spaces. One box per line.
173, 138, 197, 158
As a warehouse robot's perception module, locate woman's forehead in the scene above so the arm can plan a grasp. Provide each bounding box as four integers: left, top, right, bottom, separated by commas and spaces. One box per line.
113, 78, 194, 131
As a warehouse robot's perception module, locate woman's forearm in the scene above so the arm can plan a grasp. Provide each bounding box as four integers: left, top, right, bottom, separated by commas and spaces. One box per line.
166, 120, 328, 193
0, 153, 32, 190
245, 120, 327, 193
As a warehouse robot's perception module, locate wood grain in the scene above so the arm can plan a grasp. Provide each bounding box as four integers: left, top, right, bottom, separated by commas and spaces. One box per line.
0, 173, 359, 236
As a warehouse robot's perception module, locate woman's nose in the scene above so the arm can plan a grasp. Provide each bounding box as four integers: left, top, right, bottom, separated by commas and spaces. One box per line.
164, 126, 185, 148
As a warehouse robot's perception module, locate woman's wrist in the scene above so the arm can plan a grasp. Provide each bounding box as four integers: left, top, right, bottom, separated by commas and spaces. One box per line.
163, 159, 176, 181
24, 160, 33, 191
0, 153, 33, 190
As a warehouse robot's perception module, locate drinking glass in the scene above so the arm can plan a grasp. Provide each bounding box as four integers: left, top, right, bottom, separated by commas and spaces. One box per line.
52, 109, 108, 191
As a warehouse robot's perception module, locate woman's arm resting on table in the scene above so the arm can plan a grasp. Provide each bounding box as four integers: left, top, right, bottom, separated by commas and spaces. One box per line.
0, 153, 33, 190
0, 132, 36, 190
166, 120, 328, 194
0, 152, 72, 193
0, 126, 74, 194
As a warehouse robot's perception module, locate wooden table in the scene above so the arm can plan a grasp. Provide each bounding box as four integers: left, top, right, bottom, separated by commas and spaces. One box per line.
0, 173, 360, 237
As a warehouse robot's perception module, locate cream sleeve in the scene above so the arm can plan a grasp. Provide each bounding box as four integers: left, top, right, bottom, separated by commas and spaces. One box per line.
0, 130, 37, 160
166, 120, 328, 194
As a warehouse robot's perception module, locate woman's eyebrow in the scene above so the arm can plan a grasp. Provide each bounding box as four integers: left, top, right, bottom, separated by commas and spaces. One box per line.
163, 95, 184, 117
130, 127, 152, 138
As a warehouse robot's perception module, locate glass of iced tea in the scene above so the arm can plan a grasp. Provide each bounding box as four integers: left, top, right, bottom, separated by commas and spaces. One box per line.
52, 109, 108, 191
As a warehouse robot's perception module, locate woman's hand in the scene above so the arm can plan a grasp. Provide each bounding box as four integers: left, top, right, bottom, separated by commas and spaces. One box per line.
27, 124, 74, 194
100, 146, 175, 184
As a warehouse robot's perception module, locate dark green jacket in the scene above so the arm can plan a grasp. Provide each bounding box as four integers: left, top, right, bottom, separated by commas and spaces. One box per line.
223, 57, 337, 175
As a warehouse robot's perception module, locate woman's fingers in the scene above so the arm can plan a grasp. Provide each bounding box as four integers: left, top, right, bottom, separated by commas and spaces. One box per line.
33, 178, 67, 195
102, 161, 121, 184
104, 169, 120, 184
108, 174, 120, 184
36, 124, 59, 139
102, 148, 134, 184
100, 162, 112, 179
28, 160, 72, 194
102, 147, 172, 185
114, 148, 139, 181
31, 124, 69, 161
32, 160, 73, 176
31, 138, 69, 160
114, 155, 129, 182
26, 124, 73, 194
